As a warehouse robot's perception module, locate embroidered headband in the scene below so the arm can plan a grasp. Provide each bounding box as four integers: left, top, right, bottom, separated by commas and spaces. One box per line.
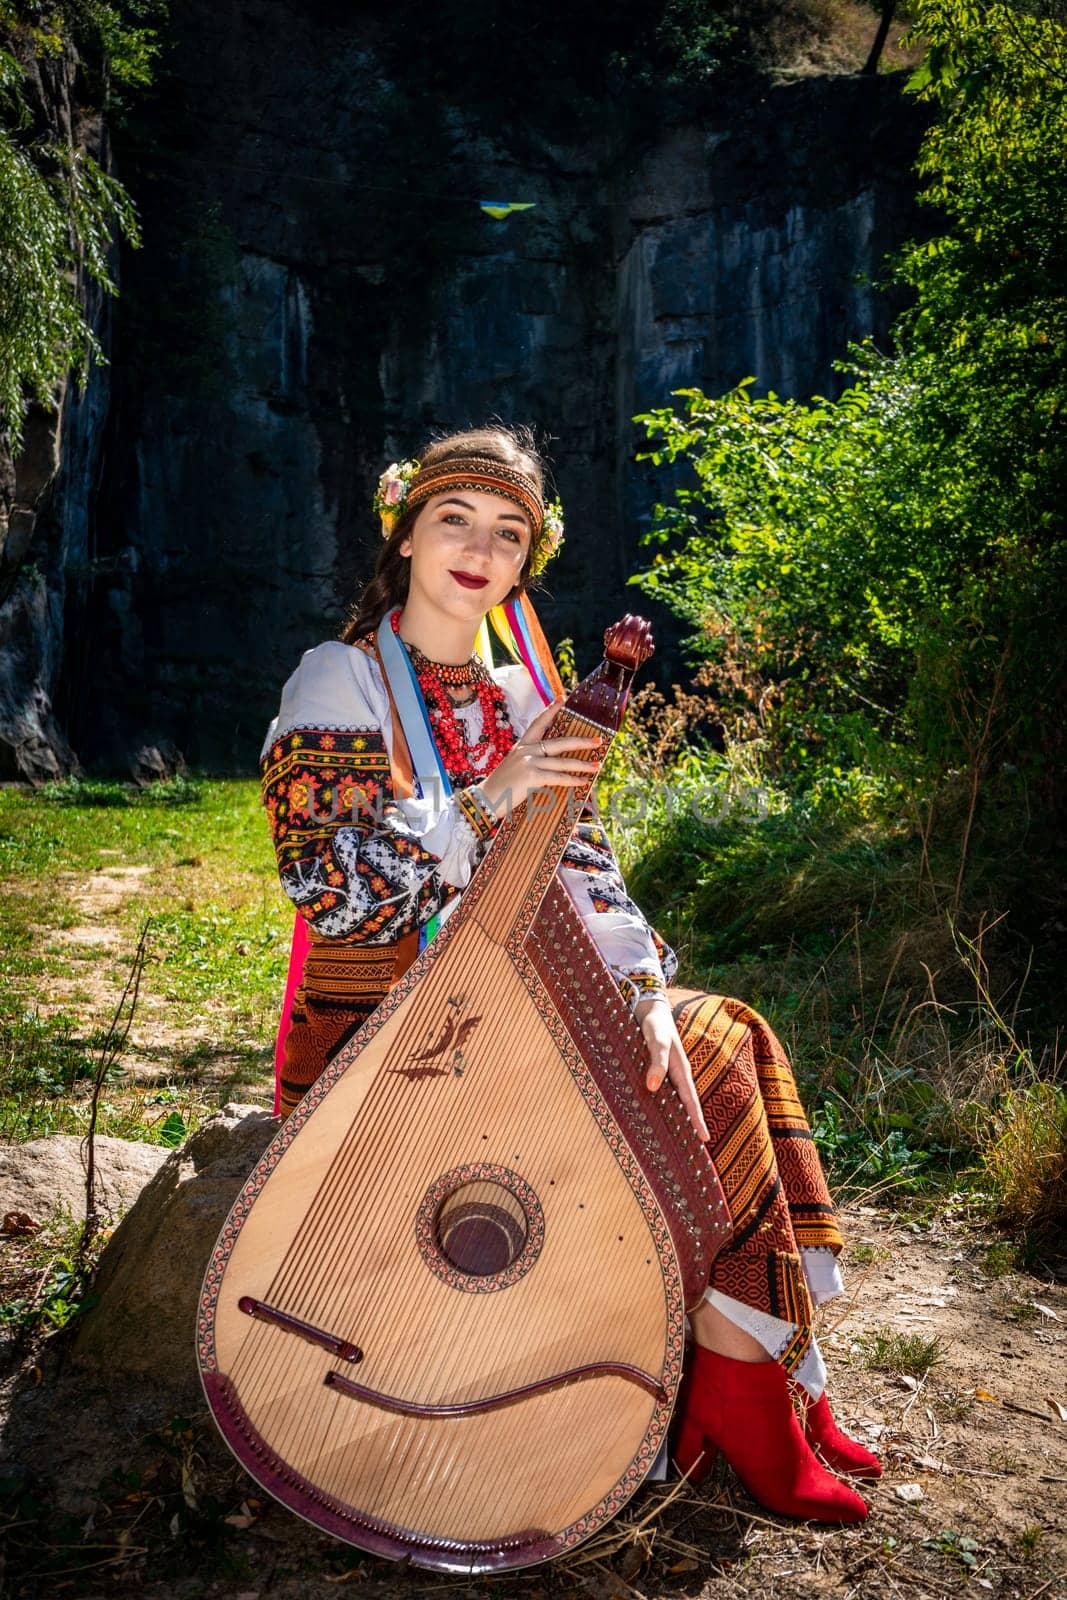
374, 455, 564, 577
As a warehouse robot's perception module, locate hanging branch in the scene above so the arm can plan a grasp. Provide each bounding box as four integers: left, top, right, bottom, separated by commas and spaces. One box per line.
77, 917, 153, 1267
862, 1, 898, 75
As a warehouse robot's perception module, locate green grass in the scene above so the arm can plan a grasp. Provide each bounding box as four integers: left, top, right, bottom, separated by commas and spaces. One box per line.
978, 1080, 1067, 1251
856, 1327, 945, 1379
0, 778, 287, 1145
980, 1241, 1020, 1278
0, 1205, 107, 1337
1017, 1525, 1044, 1557
848, 1242, 891, 1267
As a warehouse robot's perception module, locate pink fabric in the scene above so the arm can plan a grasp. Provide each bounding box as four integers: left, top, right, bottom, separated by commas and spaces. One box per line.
504, 610, 553, 705
273, 915, 310, 1115
502, 595, 564, 705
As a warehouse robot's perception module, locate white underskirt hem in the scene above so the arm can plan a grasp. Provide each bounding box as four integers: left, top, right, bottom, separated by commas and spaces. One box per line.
697, 1242, 846, 1403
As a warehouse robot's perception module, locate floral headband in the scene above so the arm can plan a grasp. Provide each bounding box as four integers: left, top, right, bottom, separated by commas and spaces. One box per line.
374, 455, 564, 578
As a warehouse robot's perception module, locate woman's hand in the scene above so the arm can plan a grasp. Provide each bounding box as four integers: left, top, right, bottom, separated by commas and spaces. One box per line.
478, 700, 603, 815
634, 995, 710, 1143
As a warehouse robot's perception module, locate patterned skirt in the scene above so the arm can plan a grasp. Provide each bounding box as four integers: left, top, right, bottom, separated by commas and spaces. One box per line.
280, 956, 840, 1375
668, 987, 840, 1375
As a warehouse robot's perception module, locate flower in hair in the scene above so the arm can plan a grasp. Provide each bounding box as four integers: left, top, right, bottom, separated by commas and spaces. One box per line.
374, 458, 421, 535
531, 498, 564, 576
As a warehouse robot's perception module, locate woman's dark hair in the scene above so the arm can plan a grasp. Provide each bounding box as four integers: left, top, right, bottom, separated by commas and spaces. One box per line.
341, 424, 550, 643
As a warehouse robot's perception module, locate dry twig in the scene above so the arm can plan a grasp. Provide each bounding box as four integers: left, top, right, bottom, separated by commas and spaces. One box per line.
77, 918, 152, 1264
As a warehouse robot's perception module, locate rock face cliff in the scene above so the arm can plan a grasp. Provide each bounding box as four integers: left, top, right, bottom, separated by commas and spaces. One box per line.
2, 5, 932, 776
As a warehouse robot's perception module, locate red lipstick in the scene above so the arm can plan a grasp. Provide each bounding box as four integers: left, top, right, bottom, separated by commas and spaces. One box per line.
450, 571, 489, 589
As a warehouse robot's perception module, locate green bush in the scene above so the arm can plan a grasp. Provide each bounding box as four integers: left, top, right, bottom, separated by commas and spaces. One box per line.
631, 0, 1067, 801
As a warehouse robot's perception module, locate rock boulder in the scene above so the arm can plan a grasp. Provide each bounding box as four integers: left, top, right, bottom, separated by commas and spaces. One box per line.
0, 1133, 168, 1225
70, 1102, 278, 1405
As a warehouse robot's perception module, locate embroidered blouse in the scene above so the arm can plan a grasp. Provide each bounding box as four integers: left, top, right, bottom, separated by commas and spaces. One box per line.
260, 636, 676, 1009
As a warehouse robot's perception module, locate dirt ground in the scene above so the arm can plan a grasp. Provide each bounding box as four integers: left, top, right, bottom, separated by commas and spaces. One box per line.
2, 1200, 1064, 1600
28, 857, 254, 1073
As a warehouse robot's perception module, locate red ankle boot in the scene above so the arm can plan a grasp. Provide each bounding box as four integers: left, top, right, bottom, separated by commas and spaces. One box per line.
672, 1407, 719, 1485
671, 1346, 868, 1524
803, 1392, 883, 1479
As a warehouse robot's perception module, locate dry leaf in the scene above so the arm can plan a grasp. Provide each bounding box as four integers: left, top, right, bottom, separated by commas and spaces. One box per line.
1, 1210, 38, 1235
225, 1512, 255, 1530
619, 1546, 646, 1580
895, 1483, 924, 1503
180, 1462, 198, 1511
1048, 1398, 1067, 1423
668, 1558, 699, 1573
899, 1375, 920, 1391
974, 1388, 1001, 1403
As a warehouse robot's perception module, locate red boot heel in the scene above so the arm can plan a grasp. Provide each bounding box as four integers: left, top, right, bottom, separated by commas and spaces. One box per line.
672, 1414, 718, 1483
672, 1345, 868, 1524
803, 1392, 883, 1479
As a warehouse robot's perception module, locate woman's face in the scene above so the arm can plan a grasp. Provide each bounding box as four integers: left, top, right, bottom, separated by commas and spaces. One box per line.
399, 488, 532, 620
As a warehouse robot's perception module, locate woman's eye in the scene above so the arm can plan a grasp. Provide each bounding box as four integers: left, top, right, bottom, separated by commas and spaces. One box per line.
440, 512, 522, 548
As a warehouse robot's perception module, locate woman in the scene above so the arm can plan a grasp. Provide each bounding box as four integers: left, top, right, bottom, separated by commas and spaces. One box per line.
260, 424, 881, 1527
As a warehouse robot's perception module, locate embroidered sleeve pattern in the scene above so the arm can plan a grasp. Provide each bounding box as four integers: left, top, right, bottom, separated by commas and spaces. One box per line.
557, 806, 678, 1011
615, 969, 671, 1010
261, 726, 487, 943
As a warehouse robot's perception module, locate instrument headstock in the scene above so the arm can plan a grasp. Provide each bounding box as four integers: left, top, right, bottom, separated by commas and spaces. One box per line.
563, 614, 655, 734
603, 616, 654, 672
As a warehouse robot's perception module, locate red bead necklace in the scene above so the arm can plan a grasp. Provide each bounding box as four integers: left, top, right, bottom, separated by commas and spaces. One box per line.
391, 611, 515, 786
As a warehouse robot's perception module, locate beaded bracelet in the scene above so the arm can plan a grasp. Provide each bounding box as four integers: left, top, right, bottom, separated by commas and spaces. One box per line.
455, 784, 501, 845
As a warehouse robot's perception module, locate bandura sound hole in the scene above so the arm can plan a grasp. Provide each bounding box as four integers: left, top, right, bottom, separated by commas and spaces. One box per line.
435, 1181, 529, 1276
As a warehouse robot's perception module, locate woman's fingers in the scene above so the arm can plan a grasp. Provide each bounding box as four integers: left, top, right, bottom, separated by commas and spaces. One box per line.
521, 702, 601, 753
644, 1031, 711, 1143
668, 1045, 711, 1142
478, 703, 603, 811
519, 733, 601, 779
524, 700, 565, 736
525, 744, 601, 761
540, 738, 602, 756
522, 748, 600, 785
536, 754, 601, 772
644, 1047, 669, 1093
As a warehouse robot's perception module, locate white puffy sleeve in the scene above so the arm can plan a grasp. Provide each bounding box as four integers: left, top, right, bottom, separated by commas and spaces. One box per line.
260, 642, 499, 943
